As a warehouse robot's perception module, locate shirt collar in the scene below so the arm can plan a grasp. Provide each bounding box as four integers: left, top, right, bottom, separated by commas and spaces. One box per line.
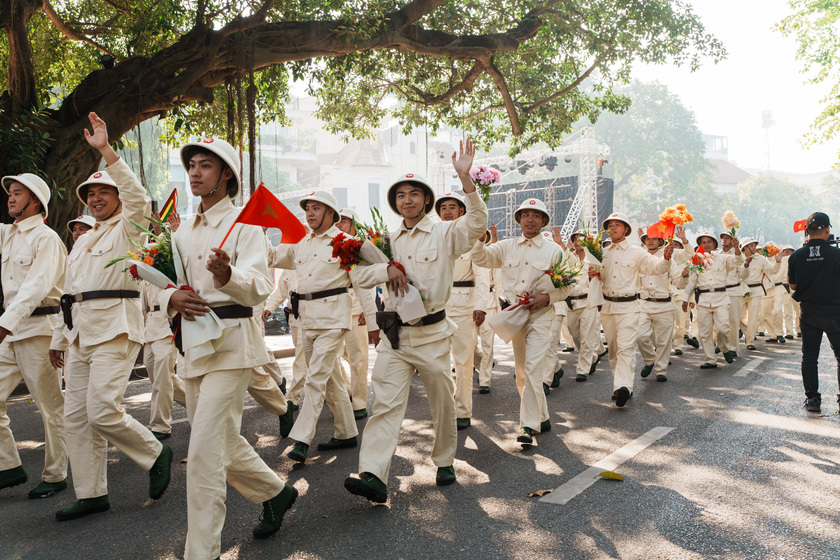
609, 239, 629, 250
516, 233, 544, 247
195, 196, 235, 228
12, 214, 44, 232
96, 212, 122, 229
309, 224, 340, 240
394, 214, 433, 240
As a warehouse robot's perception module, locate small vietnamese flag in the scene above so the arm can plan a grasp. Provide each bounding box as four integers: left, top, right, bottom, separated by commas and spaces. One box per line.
793, 219, 807, 233
691, 245, 706, 265
647, 220, 675, 240
159, 188, 178, 223
218, 183, 306, 248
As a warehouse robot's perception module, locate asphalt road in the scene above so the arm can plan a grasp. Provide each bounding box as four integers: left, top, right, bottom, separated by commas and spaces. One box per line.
3, 334, 840, 560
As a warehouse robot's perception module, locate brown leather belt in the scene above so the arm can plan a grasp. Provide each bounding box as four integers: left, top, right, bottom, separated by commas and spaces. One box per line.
151, 305, 161, 312
565, 294, 588, 307
376, 310, 447, 349
402, 309, 447, 327
453, 281, 475, 288
644, 297, 672, 303
31, 305, 60, 316
724, 283, 740, 289
603, 294, 639, 303
289, 287, 349, 318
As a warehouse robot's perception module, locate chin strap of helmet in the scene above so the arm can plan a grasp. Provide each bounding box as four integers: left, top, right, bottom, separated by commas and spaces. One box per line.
202, 175, 224, 198
105, 202, 122, 220
12, 194, 33, 218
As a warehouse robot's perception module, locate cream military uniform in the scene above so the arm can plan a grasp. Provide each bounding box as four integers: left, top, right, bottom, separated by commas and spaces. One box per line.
50, 159, 165, 502
598, 236, 671, 397
720, 240, 746, 354
472, 202, 572, 434
446, 247, 490, 421
269, 218, 378, 453
474, 267, 501, 390
140, 282, 186, 436
738, 242, 777, 347
353, 186, 487, 487
762, 252, 789, 340
266, 269, 306, 405
0, 202, 68, 492
637, 245, 677, 380
338, 283, 375, 415
564, 248, 605, 381
682, 241, 744, 365
163, 194, 287, 559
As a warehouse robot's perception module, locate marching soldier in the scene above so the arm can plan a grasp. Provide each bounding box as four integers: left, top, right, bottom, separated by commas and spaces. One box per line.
681, 232, 743, 368
563, 230, 606, 383
592, 213, 675, 407
335, 207, 377, 420
764, 245, 793, 343
140, 281, 186, 440
265, 268, 306, 412
472, 198, 573, 443
738, 237, 777, 351
435, 192, 489, 429
164, 136, 295, 558
637, 231, 676, 383
720, 231, 746, 356
474, 227, 501, 394
344, 140, 487, 503
269, 192, 379, 464
0, 173, 68, 499
49, 113, 171, 520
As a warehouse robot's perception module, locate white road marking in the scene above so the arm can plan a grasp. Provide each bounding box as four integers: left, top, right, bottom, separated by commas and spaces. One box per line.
733, 358, 766, 378
539, 426, 675, 505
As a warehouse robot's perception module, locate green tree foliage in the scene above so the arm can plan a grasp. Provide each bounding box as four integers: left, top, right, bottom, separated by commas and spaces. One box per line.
0, 0, 724, 239
591, 80, 722, 226
733, 174, 811, 245
777, 1, 840, 162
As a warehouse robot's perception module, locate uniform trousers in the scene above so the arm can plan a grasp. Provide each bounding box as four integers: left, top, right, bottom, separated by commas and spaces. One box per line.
450, 313, 477, 418
697, 304, 731, 363
740, 295, 763, 345
511, 310, 554, 430
777, 288, 796, 336
339, 316, 370, 412
289, 328, 357, 445
727, 295, 743, 352
637, 309, 675, 376
601, 311, 640, 392
474, 311, 496, 387
0, 336, 67, 482
183, 368, 286, 560
792, 300, 801, 334
247, 366, 288, 417
673, 305, 689, 349
287, 325, 307, 406
566, 306, 601, 377
144, 338, 186, 435
761, 289, 784, 338
64, 335, 162, 499
358, 336, 456, 484
542, 315, 563, 385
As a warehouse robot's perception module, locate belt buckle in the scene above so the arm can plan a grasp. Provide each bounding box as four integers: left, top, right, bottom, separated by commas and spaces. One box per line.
303, 293, 314, 301
73, 294, 83, 303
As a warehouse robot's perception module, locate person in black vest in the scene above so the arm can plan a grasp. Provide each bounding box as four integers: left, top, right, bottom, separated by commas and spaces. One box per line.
787, 212, 840, 413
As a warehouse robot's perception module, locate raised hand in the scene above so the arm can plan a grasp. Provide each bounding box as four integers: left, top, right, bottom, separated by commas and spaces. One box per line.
452, 138, 475, 178
551, 225, 567, 250
489, 223, 498, 243
84, 112, 110, 151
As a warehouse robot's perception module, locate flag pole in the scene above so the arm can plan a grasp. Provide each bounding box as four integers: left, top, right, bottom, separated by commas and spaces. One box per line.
218, 222, 236, 250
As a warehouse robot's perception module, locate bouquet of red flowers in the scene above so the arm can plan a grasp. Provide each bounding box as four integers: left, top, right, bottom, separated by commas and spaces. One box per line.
105, 216, 177, 287
687, 245, 712, 274
330, 232, 368, 270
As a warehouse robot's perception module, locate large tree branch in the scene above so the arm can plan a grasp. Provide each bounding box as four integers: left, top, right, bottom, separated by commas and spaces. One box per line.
1, 0, 43, 114
404, 59, 485, 106
523, 59, 599, 113
42, 0, 116, 57
391, 0, 448, 29
484, 57, 522, 136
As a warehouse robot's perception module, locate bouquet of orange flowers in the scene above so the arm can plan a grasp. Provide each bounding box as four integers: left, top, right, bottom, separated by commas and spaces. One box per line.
660, 203, 693, 227
760, 242, 780, 258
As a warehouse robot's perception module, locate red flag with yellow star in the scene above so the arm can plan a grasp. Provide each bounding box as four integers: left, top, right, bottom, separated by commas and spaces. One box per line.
219, 183, 305, 248
646, 219, 675, 240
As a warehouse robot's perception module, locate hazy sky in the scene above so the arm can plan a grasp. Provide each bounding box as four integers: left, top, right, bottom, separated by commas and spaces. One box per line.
634, 0, 836, 174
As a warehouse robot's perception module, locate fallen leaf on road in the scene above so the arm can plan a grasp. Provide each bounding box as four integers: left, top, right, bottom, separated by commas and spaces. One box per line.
180, 457, 188, 464
598, 471, 624, 481
527, 489, 553, 497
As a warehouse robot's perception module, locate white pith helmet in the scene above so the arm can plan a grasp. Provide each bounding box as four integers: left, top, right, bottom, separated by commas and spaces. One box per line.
514, 198, 550, 227
386, 173, 435, 215
75, 169, 118, 208
299, 190, 341, 224
180, 138, 242, 199
2, 173, 51, 218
